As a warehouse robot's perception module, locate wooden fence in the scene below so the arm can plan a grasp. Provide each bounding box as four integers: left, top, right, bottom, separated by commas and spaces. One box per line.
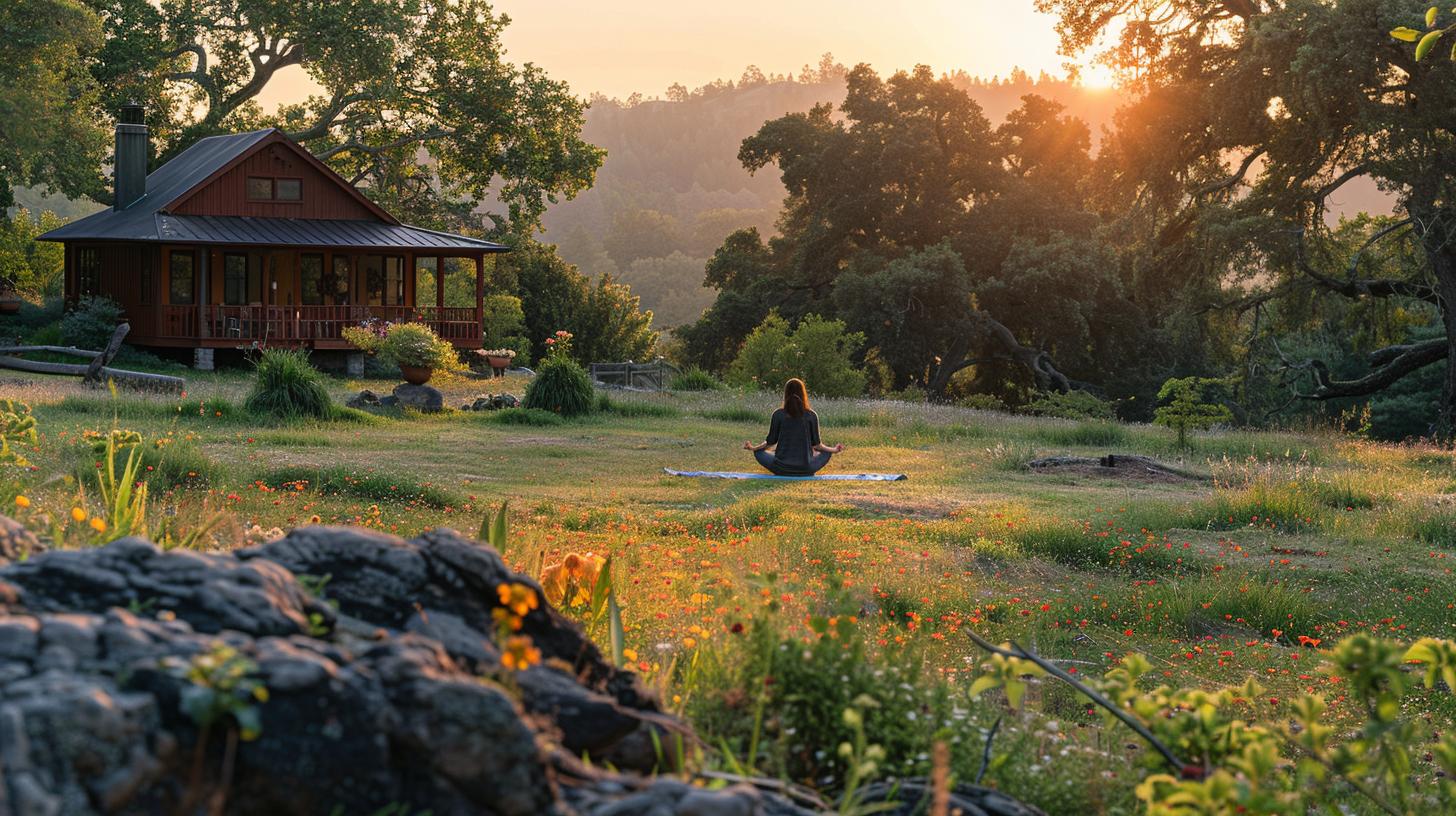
588, 359, 680, 391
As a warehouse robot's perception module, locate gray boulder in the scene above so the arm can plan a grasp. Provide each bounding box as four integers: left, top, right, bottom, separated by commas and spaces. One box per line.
392, 383, 444, 413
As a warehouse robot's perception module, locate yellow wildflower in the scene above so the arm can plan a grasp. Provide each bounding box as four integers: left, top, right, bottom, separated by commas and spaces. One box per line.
497, 582, 538, 617
501, 635, 541, 671
539, 551, 605, 607
89, 517, 107, 533
70, 507, 87, 523
13, 496, 29, 509
492, 607, 524, 632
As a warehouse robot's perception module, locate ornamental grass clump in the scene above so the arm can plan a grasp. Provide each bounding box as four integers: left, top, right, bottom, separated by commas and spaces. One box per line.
524, 330, 595, 416
245, 348, 334, 420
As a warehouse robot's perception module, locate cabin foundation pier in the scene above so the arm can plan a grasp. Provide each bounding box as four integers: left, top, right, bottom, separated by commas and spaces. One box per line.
346, 352, 365, 377
193, 348, 215, 371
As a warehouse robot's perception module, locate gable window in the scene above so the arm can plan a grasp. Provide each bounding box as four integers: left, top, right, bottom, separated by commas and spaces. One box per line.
246, 176, 303, 202
169, 250, 195, 305
75, 247, 101, 298
246, 177, 273, 200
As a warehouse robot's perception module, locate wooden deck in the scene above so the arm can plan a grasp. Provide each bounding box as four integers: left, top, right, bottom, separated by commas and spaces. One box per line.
144, 304, 482, 349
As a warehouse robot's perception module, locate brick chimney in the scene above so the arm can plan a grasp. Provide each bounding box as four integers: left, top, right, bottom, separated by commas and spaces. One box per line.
114, 103, 148, 211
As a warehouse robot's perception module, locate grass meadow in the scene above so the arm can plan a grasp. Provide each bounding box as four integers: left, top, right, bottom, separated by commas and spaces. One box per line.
4, 369, 1455, 811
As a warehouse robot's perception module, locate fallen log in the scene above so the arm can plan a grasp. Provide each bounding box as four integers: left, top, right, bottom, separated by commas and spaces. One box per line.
0, 355, 185, 391
0, 324, 184, 392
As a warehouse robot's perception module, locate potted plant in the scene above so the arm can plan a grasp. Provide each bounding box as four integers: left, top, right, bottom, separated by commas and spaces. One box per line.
0, 277, 20, 316
343, 321, 459, 385
476, 347, 516, 377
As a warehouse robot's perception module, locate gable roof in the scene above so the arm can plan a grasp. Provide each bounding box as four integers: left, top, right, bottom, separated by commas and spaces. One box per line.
38, 129, 506, 253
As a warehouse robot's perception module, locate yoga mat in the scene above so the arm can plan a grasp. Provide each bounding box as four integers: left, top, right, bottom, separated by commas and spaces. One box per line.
664, 468, 906, 482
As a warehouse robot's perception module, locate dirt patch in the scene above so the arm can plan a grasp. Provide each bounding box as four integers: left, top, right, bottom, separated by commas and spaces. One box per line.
1027, 453, 1204, 484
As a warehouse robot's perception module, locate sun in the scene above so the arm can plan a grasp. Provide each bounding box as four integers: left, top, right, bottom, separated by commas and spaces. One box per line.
1077, 62, 1118, 89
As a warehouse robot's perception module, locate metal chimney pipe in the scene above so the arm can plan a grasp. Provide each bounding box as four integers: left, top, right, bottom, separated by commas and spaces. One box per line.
114, 103, 148, 211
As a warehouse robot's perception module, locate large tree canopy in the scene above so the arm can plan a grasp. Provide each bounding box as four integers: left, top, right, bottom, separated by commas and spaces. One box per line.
0, 0, 110, 210
1038, 0, 1456, 434
86, 0, 604, 232
680, 65, 1159, 401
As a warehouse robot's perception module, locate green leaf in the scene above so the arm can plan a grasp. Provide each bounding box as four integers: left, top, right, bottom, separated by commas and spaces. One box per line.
486, 500, 508, 554
1416, 29, 1443, 60
590, 555, 613, 618
1392, 26, 1422, 42
969, 675, 1001, 698
1429, 6, 1440, 27
608, 593, 625, 667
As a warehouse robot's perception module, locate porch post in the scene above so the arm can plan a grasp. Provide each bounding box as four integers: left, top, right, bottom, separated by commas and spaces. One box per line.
197, 249, 209, 338
474, 254, 484, 339
435, 256, 444, 311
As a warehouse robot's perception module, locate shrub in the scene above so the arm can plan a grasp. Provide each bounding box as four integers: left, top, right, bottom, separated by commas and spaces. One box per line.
343, 320, 460, 372
1021, 389, 1115, 421
60, 296, 125, 350
727, 312, 865, 397
245, 349, 334, 420
523, 356, 595, 416
1154, 376, 1233, 448
670, 366, 724, 391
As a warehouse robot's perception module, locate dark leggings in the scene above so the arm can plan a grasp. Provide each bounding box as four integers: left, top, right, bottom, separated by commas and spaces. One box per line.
754, 449, 832, 476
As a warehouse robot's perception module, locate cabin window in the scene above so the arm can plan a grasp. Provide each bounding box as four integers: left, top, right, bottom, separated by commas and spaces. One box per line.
223, 254, 249, 305
246, 176, 302, 202
246, 177, 273, 200
75, 247, 101, 298
331, 255, 352, 304
169, 251, 195, 305
300, 254, 324, 305
385, 256, 405, 305
363, 255, 384, 306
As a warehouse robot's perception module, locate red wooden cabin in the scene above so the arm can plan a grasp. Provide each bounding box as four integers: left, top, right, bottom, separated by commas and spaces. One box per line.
40, 105, 507, 366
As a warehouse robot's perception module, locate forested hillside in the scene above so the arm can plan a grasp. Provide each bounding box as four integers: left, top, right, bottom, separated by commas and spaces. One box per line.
542, 60, 1125, 330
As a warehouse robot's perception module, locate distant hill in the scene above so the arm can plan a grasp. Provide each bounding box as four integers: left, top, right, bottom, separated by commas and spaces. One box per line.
539, 67, 1128, 330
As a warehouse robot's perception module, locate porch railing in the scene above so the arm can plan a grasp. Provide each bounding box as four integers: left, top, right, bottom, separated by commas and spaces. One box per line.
157, 304, 481, 346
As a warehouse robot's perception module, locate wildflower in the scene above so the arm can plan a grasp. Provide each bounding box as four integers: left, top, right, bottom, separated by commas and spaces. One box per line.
71, 507, 87, 523
539, 552, 605, 607
501, 635, 542, 670
13, 496, 29, 509
497, 582, 539, 617
89, 517, 107, 533
492, 607, 524, 631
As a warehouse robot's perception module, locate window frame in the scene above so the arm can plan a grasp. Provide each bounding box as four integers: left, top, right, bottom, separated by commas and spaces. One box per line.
275, 177, 303, 202
222, 253, 250, 306
168, 249, 196, 306
75, 247, 101, 298
300, 253, 324, 305
245, 177, 274, 201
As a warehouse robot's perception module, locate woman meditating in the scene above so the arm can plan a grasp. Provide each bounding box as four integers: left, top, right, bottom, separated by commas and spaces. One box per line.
743, 378, 844, 476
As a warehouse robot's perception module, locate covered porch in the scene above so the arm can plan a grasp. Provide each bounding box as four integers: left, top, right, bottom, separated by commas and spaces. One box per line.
150, 246, 498, 350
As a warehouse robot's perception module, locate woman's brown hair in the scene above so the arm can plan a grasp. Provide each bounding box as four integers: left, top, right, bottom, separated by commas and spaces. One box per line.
783, 378, 810, 418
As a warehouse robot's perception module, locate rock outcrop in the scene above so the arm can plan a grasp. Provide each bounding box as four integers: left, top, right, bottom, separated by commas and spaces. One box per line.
0, 521, 1043, 816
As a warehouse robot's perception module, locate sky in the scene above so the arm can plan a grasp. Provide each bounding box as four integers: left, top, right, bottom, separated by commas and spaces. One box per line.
490, 0, 1080, 99
256, 1, 1085, 111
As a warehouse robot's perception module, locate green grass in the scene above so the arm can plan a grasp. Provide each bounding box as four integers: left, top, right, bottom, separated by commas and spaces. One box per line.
256, 464, 462, 508
7, 367, 1455, 816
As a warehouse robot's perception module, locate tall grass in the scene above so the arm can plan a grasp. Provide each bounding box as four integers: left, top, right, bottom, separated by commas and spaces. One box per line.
700, 405, 760, 423
245, 349, 333, 420
595, 393, 682, 418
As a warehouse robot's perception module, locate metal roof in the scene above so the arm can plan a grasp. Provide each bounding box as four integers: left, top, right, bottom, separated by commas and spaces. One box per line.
154, 214, 508, 251
38, 130, 276, 243
37, 128, 506, 253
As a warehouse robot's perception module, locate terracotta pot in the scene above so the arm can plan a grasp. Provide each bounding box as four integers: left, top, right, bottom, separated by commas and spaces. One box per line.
399, 364, 433, 385
487, 355, 512, 373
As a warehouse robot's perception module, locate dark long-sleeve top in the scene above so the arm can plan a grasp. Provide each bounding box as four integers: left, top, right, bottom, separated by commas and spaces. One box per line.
764, 409, 820, 469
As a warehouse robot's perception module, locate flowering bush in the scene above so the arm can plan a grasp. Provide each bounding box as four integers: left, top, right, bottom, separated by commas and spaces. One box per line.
544, 329, 574, 361
344, 320, 459, 372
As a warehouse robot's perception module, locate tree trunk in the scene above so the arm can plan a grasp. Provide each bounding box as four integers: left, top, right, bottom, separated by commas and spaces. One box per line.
1431, 257, 1456, 442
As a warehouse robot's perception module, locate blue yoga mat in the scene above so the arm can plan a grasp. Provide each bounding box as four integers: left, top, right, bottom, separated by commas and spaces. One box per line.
665, 468, 906, 482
